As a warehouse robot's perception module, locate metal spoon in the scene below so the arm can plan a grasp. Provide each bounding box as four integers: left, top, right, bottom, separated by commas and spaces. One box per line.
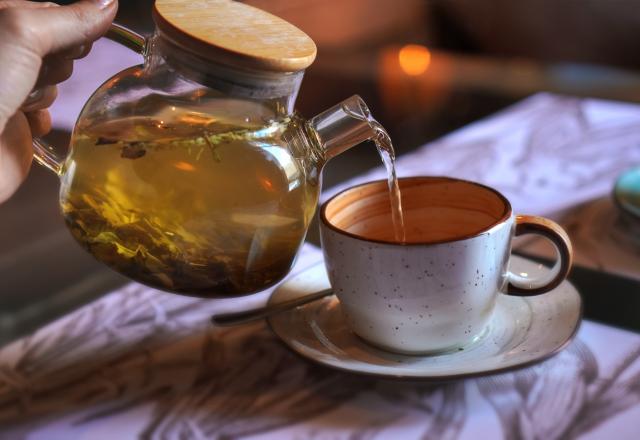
210, 288, 334, 326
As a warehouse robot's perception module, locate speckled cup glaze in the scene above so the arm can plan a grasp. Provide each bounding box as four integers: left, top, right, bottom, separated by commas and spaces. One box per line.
320, 177, 572, 354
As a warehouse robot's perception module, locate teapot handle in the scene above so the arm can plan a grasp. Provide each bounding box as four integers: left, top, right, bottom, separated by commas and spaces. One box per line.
32, 23, 146, 175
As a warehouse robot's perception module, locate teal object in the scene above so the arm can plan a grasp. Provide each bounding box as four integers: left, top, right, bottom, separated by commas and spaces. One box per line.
614, 167, 640, 220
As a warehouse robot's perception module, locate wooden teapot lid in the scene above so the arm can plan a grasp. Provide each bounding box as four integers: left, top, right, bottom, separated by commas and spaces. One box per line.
153, 0, 317, 72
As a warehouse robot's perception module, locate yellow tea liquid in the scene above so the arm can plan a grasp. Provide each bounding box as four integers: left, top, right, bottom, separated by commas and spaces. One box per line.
61, 103, 319, 297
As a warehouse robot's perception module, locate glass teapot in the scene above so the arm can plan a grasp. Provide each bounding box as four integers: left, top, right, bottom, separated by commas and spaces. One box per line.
33, 0, 386, 298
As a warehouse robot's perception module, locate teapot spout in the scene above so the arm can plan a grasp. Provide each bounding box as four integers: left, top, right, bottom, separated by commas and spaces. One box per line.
309, 95, 382, 162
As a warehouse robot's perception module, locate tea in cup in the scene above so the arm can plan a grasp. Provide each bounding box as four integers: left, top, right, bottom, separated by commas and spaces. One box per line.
319, 177, 572, 354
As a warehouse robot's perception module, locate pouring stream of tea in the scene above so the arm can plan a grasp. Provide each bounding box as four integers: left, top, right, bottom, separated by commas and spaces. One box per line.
341, 105, 406, 242
375, 125, 406, 242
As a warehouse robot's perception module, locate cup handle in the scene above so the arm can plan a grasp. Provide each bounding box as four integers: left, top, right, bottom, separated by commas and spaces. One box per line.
506, 215, 573, 296
32, 23, 146, 175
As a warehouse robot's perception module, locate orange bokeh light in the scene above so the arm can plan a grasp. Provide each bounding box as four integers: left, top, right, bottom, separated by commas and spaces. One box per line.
174, 161, 195, 172
259, 177, 274, 191
398, 44, 431, 76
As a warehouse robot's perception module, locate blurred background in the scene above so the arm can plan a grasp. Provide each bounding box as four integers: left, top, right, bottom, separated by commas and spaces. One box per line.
2, 0, 639, 344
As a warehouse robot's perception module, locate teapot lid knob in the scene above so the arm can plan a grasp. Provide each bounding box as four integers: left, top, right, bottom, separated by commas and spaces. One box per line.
153, 0, 317, 72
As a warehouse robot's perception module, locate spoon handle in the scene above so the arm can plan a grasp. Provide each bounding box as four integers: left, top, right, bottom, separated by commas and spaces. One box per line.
211, 288, 334, 326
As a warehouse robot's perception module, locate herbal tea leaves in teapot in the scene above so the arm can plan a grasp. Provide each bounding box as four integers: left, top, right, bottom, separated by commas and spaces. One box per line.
61, 102, 319, 296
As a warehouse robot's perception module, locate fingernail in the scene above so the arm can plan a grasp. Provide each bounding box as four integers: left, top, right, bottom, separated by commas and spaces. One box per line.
26, 89, 43, 103
63, 44, 86, 60
95, 0, 115, 9
22, 89, 44, 110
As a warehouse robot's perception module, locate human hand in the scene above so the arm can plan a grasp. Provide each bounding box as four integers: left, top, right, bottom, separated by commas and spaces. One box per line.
0, 0, 117, 202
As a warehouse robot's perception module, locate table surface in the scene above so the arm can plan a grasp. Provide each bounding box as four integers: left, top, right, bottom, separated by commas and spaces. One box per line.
0, 85, 639, 438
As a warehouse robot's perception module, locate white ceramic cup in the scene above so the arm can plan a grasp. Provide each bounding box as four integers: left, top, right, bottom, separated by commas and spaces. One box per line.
319, 177, 573, 354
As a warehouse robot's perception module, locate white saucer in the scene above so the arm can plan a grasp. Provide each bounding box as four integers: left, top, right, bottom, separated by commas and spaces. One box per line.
267, 255, 582, 380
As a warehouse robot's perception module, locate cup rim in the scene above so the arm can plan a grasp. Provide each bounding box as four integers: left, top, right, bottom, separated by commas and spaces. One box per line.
320, 176, 513, 246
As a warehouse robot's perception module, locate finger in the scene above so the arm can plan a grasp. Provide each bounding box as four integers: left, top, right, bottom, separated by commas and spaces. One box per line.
0, 1, 57, 11
36, 55, 74, 87
0, 113, 33, 203
21, 85, 57, 112
0, 1, 117, 130
60, 42, 93, 60
0, 0, 118, 56
25, 109, 52, 137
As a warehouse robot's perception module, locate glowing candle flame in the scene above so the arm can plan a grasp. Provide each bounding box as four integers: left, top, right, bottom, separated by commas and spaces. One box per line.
398, 44, 431, 76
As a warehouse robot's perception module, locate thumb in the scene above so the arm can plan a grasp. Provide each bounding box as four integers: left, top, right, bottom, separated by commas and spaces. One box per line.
3, 0, 118, 56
